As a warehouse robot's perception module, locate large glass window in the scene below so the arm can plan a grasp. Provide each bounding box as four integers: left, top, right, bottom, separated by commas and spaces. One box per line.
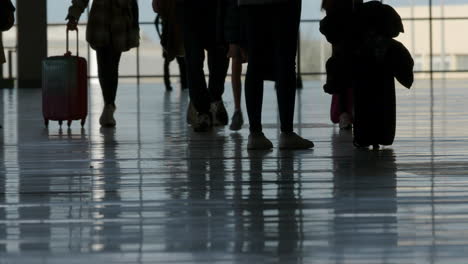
3, 0, 468, 80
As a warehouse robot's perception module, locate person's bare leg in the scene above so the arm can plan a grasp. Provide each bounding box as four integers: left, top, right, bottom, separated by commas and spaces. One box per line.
231, 57, 242, 111
228, 45, 245, 131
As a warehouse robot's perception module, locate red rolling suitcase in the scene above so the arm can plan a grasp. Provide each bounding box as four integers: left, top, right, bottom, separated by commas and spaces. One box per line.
42, 29, 87, 128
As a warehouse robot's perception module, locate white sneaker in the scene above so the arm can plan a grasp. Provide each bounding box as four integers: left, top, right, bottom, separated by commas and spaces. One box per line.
339, 112, 352, 129
99, 104, 116, 127
279, 132, 314, 150
247, 132, 273, 150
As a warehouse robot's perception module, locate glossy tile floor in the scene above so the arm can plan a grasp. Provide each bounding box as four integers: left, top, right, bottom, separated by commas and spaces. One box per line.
1, 79, 468, 263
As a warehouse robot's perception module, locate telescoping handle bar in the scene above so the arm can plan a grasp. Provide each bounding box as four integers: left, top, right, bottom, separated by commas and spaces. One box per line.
66, 28, 79, 56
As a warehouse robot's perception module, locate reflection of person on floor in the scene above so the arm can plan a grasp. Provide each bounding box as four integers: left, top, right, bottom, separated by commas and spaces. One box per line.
154, 16, 187, 91
236, 151, 302, 260
331, 131, 397, 260
66, 0, 140, 127
96, 128, 124, 252
174, 133, 228, 251
240, 0, 314, 150
277, 152, 302, 259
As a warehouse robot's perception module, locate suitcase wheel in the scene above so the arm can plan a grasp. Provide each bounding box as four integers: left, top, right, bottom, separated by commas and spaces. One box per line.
44, 119, 49, 128
58, 120, 63, 127
67, 120, 72, 127
81, 118, 86, 127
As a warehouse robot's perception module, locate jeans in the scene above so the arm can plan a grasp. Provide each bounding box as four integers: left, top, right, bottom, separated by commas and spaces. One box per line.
242, 1, 301, 133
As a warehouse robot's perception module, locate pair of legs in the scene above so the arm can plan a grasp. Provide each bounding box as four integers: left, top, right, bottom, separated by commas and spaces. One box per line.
183, 0, 229, 131
96, 45, 122, 127
242, 1, 313, 149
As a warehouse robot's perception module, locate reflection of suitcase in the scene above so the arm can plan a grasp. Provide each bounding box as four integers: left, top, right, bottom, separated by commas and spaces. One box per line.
42, 29, 87, 127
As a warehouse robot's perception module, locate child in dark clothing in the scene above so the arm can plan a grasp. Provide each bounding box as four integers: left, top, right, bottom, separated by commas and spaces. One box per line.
321, 0, 414, 148
320, 0, 362, 129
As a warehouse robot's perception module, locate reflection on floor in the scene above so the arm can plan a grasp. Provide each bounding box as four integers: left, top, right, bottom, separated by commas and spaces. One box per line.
1, 79, 468, 263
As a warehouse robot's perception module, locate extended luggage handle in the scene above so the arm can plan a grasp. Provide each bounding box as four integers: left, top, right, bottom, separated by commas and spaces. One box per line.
66, 28, 80, 57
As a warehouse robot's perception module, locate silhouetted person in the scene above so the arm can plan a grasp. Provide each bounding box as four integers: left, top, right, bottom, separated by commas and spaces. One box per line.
322, 0, 414, 148
240, 0, 314, 150
180, 0, 230, 132
66, 0, 140, 127
155, 16, 187, 91
320, 0, 361, 130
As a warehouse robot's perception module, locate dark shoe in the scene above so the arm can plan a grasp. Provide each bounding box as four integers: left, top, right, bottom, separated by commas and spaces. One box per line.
229, 110, 244, 131
99, 104, 116, 127
353, 139, 370, 149
279, 132, 314, 150
211, 101, 228, 126
247, 132, 273, 150
192, 113, 212, 132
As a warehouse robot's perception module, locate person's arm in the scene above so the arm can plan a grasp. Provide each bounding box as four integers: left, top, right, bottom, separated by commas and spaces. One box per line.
152, 0, 161, 13
65, 0, 89, 30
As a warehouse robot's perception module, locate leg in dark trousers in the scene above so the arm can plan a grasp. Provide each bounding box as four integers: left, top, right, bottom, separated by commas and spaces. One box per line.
243, 5, 267, 133
207, 45, 229, 102
96, 46, 122, 106
176, 56, 187, 89
273, 1, 301, 133
163, 53, 172, 91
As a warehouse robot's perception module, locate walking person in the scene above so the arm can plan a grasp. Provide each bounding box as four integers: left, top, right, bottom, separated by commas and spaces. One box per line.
154, 10, 186, 91
182, 0, 230, 132
0, 0, 16, 129
225, 0, 245, 131
240, 0, 314, 150
66, 0, 140, 127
